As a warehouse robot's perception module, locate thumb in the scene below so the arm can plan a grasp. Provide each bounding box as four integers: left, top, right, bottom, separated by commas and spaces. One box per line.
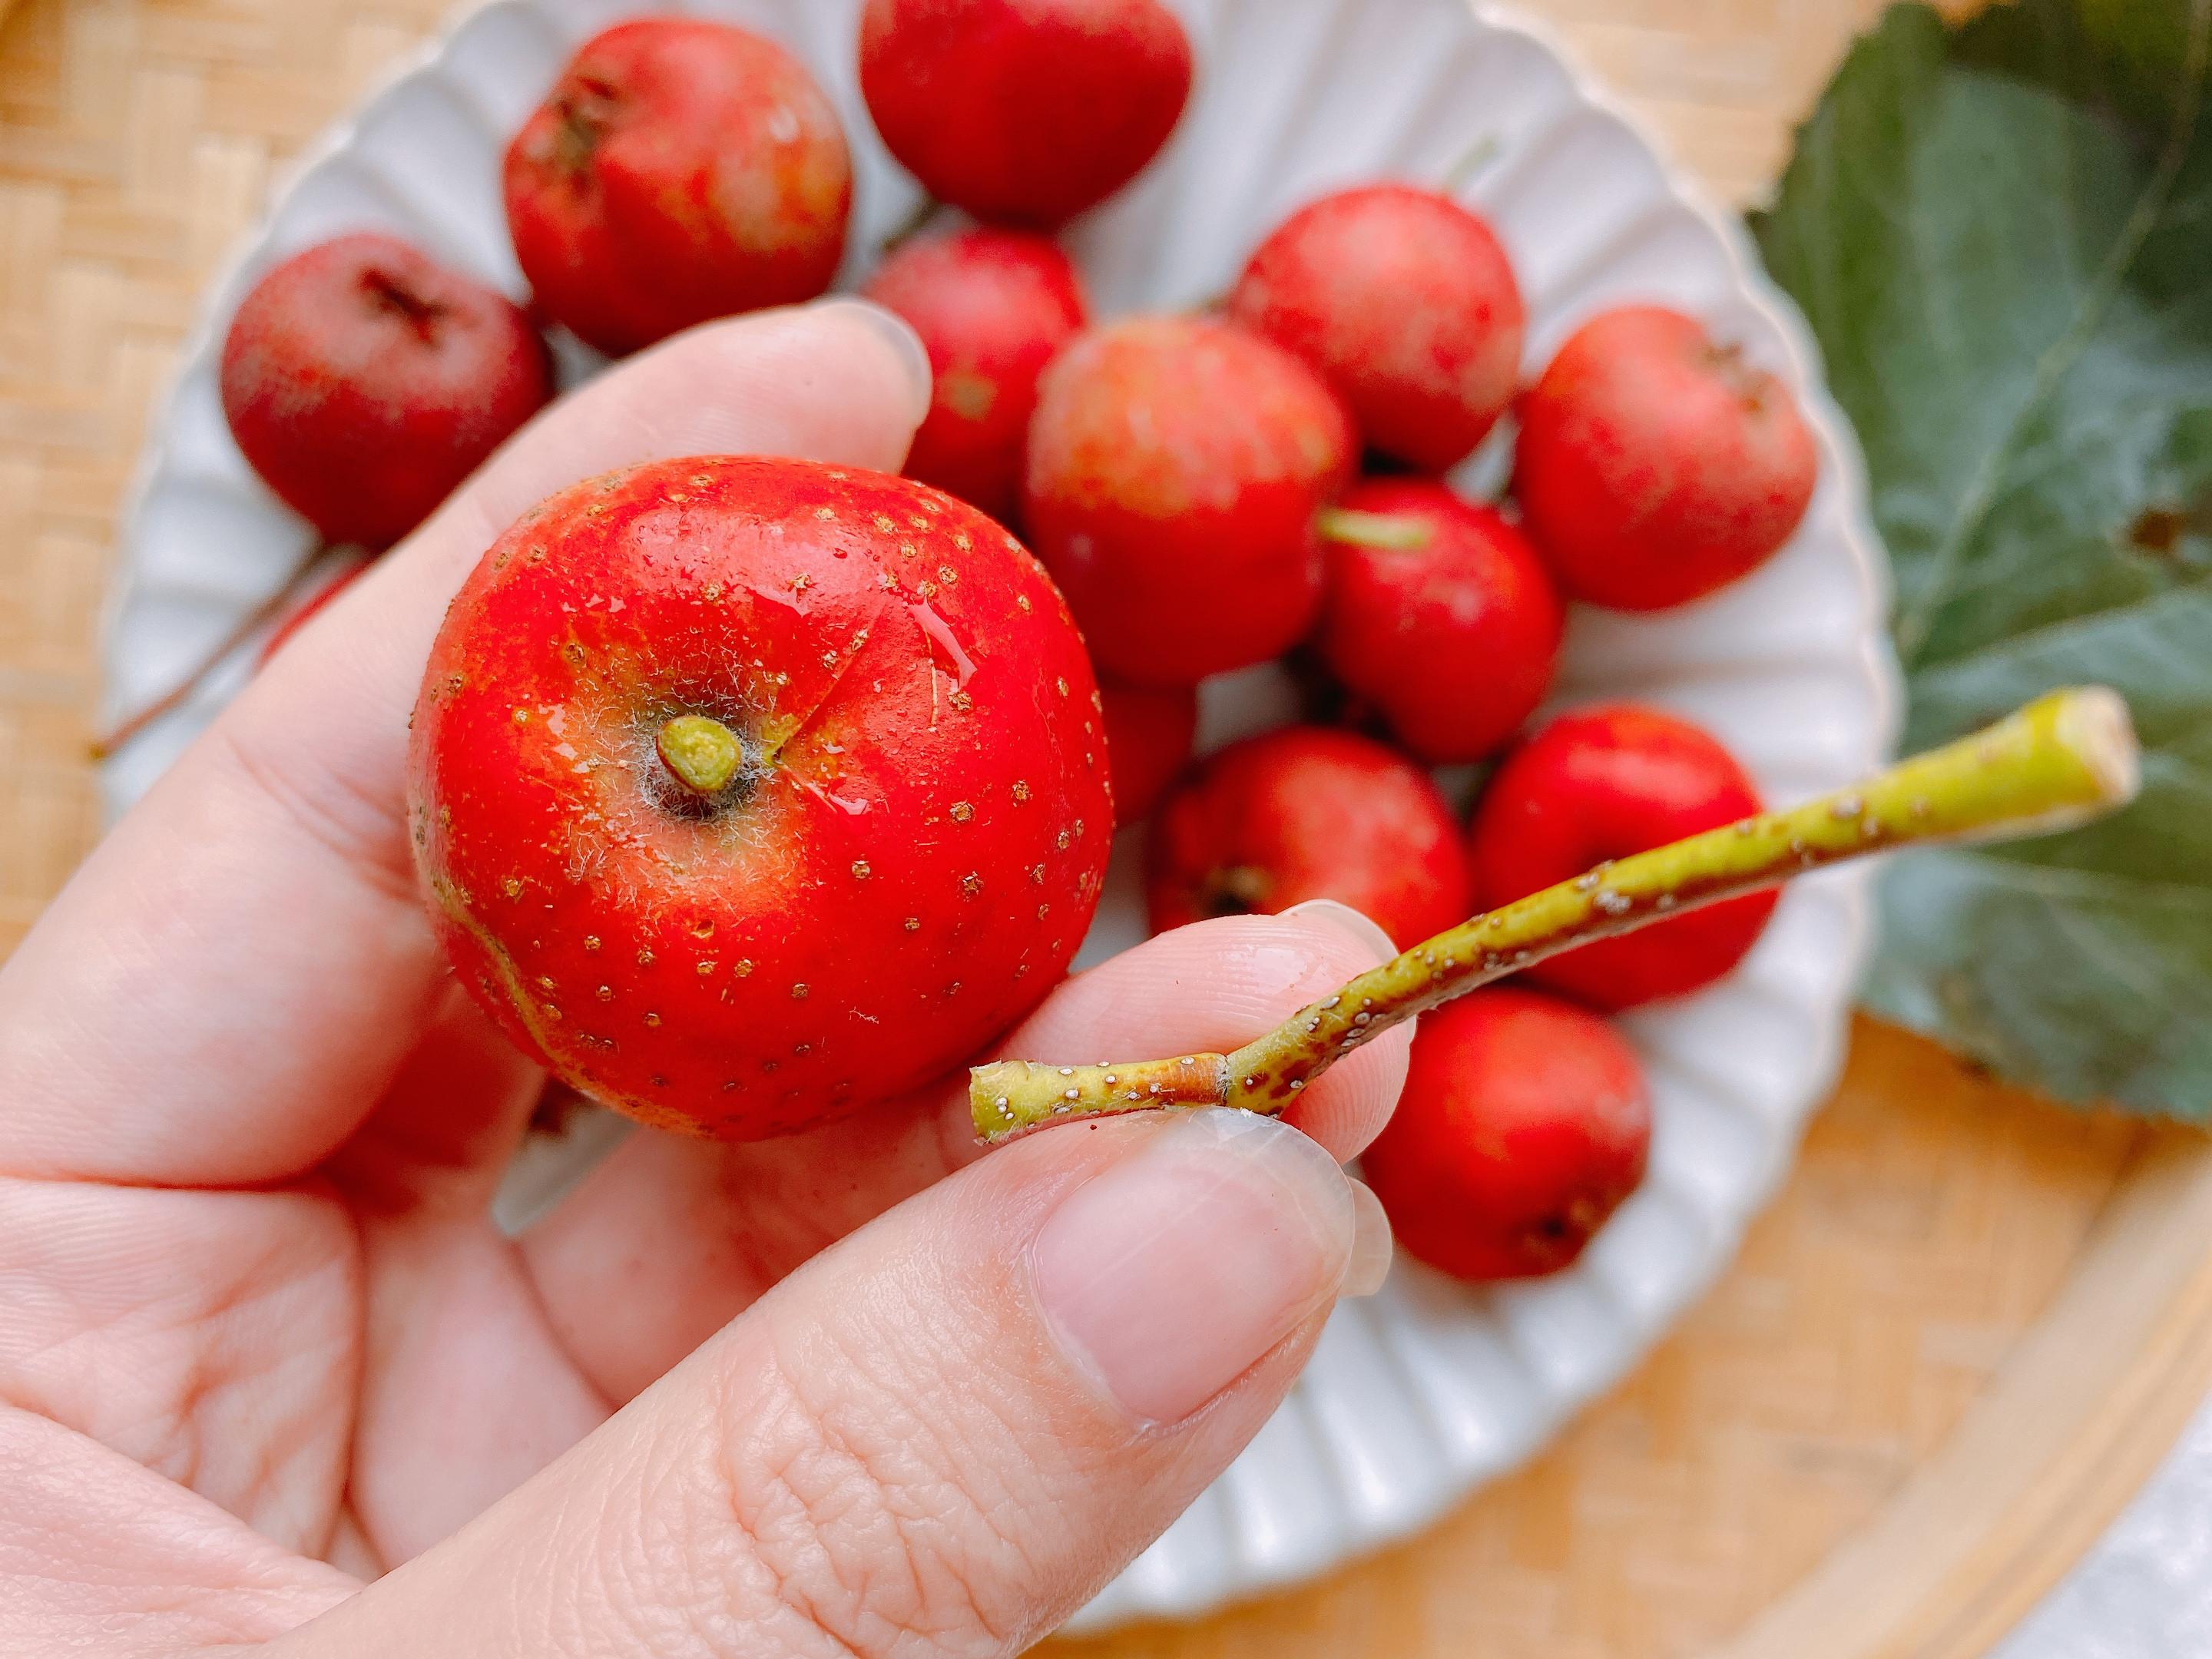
273, 1110, 1383, 1657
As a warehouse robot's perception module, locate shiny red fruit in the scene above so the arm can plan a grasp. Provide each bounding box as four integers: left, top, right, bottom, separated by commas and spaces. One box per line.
859, 0, 1192, 227
505, 19, 851, 358
1316, 478, 1563, 763
862, 227, 1088, 524
1466, 704, 1776, 1009
1231, 184, 1525, 473
1362, 988, 1650, 1281
1515, 305, 1818, 610
220, 233, 552, 549
1147, 726, 1470, 949
1025, 316, 1356, 685
1098, 678, 1197, 827
407, 457, 1112, 1140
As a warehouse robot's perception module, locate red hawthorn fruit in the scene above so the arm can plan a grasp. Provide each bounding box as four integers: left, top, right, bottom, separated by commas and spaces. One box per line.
257, 558, 370, 667
1466, 704, 1777, 1009
220, 233, 552, 549
1025, 315, 1356, 685
1146, 726, 1471, 949
1098, 677, 1197, 827
505, 18, 852, 359
1361, 987, 1651, 1280
858, 0, 1193, 227
861, 227, 1088, 524
1514, 305, 1818, 610
1316, 477, 1563, 763
407, 456, 1112, 1140
1230, 184, 1525, 473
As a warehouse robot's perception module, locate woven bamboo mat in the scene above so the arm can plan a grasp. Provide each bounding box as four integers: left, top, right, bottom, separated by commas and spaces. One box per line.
0, 2, 2187, 1656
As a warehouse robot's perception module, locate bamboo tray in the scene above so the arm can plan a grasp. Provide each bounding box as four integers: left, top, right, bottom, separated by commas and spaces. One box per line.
1, 0, 2205, 1654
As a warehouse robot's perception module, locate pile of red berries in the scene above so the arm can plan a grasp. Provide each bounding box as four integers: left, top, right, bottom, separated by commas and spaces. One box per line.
211, 1, 1820, 1284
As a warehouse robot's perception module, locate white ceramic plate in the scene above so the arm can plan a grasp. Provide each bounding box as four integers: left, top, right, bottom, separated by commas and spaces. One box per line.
99, 0, 1900, 1631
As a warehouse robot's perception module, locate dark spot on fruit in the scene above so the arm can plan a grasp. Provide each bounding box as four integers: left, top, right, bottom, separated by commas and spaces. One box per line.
1201, 865, 1274, 918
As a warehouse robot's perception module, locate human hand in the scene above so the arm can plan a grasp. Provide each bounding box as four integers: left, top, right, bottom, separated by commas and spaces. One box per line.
0, 300, 1406, 1657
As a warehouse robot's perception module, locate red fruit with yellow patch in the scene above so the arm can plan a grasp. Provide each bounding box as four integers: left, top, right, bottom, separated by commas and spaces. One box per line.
1230, 184, 1525, 473
1025, 315, 1356, 685
1513, 305, 1817, 610
505, 18, 852, 358
1362, 988, 1650, 1281
1146, 726, 1470, 948
407, 456, 1111, 1140
861, 227, 1088, 523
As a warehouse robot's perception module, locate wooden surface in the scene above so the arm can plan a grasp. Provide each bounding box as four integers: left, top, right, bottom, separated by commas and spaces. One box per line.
0, 2, 2202, 1656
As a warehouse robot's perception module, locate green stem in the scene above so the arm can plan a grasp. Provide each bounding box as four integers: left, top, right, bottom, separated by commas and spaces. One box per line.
971, 687, 2139, 1141
1316, 507, 1435, 551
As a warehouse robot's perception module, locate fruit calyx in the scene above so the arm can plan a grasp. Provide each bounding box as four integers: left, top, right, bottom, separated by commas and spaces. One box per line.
361, 269, 448, 339
655, 714, 747, 800
551, 79, 620, 174
971, 686, 2141, 1140
1316, 506, 1435, 551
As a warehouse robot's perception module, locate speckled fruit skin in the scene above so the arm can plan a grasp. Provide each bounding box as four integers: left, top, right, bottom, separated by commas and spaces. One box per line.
505, 19, 851, 359
1147, 726, 1470, 949
1025, 316, 1356, 685
1098, 677, 1196, 826
406, 456, 1112, 1140
220, 233, 552, 549
1230, 185, 1525, 474
1514, 305, 1817, 611
1316, 478, 1563, 763
1361, 988, 1650, 1280
860, 227, 1088, 524
1466, 704, 1777, 1010
858, 0, 1193, 227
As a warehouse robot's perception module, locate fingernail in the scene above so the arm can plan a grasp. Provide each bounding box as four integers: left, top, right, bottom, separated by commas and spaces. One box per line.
810, 297, 934, 426
1344, 1178, 1394, 1297
1033, 1110, 1354, 1425
1283, 898, 1396, 964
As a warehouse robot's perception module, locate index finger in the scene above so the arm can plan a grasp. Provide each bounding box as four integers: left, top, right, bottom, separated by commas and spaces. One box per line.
0, 302, 932, 1186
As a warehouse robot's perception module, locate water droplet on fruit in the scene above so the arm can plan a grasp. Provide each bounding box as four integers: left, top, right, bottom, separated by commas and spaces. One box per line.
637, 949, 654, 966
1059, 1067, 1075, 1076
535, 974, 555, 991
950, 800, 975, 823
1016, 594, 1032, 614
1055, 830, 1071, 851
795, 1041, 812, 1055
851, 859, 872, 880
1063, 1088, 1080, 1101
541, 1003, 561, 1022
902, 916, 921, 932
595, 985, 613, 1001
791, 982, 810, 999
644, 1012, 661, 1027
1015, 964, 1030, 979
961, 873, 982, 899
697, 961, 717, 976
1055, 677, 1070, 697
1012, 780, 1031, 803
512, 708, 530, 724
945, 982, 960, 998
734, 959, 754, 977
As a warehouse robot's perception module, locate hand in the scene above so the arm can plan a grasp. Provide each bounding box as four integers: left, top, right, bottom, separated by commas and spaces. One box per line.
0, 300, 1407, 1657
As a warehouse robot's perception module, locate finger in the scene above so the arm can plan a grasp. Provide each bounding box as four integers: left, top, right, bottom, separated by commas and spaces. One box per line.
273, 1106, 1386, 1659
520, 906, 1409, 1402
0, 303, 932, 1187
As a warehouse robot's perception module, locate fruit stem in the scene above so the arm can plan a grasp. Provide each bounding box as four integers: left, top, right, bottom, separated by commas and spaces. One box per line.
90, 541, 336, 761
656, 714, 744, 797
971, 687, 2140, 1141
1316, 506, 1435, 551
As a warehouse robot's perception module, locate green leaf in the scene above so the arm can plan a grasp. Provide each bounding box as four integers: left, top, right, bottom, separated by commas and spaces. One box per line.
1753, 0, 2212, 1118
